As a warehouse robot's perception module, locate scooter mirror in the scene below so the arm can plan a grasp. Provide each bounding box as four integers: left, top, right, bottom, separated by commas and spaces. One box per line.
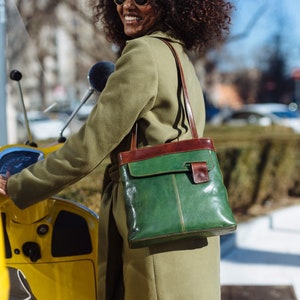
58, 61, 115, 142
88, 61, 115, 92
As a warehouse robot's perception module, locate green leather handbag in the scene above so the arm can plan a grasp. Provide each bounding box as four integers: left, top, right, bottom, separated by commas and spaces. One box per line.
118, 40, 237, 249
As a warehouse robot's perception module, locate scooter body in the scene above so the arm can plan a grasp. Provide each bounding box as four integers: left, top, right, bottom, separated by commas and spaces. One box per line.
0, 144, 99, 299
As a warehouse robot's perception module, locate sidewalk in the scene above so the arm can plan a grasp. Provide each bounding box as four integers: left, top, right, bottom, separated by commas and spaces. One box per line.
220, 204, 300, 299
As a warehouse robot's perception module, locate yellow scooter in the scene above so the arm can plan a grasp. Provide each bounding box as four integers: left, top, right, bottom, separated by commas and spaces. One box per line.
0, 61, 114, 299
0, 143, 99, 299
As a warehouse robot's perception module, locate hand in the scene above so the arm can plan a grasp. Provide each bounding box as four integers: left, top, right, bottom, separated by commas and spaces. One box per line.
0, 173, 9, 196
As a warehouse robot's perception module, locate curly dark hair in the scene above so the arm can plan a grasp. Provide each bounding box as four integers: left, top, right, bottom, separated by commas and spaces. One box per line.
92, 0, 233, 53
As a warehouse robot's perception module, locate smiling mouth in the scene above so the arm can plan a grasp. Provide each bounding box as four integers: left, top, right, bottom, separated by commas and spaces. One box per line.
124, 15, 142, 23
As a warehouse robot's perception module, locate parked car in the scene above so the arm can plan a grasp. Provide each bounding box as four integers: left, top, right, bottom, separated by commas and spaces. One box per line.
17, 111, 70, 142
209, 103, 300, 133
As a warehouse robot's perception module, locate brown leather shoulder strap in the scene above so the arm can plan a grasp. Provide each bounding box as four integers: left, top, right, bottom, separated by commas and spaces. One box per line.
157, 38, 198, 139
130, 37, 199, 150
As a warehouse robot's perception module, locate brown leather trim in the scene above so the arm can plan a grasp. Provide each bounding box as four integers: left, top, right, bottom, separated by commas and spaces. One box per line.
190, 162, 209, 184
118, 138, 215, 165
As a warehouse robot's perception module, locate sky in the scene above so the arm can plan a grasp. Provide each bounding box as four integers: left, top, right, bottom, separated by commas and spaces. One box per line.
219, 0, 300, 75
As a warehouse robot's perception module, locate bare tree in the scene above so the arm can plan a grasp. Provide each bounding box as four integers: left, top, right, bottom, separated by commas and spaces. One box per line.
7, 0, 115, 110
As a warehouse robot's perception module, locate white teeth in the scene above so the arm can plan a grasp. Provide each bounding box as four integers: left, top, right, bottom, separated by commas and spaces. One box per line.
125, 15, 141, 21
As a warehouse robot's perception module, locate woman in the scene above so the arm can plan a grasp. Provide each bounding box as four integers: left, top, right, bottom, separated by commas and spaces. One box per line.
0, 0, 233, 299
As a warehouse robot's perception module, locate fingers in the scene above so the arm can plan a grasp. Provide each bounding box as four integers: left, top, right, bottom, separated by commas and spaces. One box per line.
0, 188, 7, 196
0, 176, 8, 196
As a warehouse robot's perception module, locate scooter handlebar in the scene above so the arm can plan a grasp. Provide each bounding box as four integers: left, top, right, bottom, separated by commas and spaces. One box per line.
0, 143, 62, 222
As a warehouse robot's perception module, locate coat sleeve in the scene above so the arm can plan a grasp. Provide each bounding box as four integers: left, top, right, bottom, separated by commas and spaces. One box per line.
7, 38, 159, 208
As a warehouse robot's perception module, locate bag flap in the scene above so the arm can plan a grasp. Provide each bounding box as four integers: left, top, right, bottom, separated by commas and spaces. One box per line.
126, 150, 214, 177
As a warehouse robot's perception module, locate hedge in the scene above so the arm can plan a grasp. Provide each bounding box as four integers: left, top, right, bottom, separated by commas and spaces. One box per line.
205, 124, 300, 213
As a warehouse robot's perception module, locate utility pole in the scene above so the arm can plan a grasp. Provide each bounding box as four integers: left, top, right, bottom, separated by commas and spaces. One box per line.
0, 0, 7, 145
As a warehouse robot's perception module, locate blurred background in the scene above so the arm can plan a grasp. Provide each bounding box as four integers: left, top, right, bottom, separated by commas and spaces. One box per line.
1, 0, 300, 143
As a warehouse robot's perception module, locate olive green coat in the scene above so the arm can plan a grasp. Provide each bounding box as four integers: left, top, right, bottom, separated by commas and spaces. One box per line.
8, 31, 220, 299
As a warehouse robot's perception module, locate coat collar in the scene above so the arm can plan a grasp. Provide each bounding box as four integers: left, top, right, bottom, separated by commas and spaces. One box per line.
147, 30, 184, 46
